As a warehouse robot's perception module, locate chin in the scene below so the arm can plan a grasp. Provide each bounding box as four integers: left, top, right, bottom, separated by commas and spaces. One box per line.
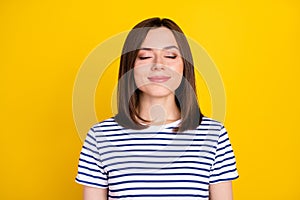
139, 85, 175, 98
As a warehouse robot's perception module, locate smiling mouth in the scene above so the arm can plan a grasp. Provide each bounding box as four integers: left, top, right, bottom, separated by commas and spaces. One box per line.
148, 76, 171, 83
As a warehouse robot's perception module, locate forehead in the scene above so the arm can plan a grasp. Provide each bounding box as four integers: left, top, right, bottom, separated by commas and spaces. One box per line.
140, 27, 179, 49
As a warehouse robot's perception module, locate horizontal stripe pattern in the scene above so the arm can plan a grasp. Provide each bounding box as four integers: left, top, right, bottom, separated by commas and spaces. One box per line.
76, 117, 238, 199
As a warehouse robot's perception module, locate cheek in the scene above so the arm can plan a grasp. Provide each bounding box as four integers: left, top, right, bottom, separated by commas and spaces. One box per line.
171, 60, 184, 78
167, 57, 184, 74
168, 72, 183, 90
133, 67, 147, 88
169, 61, 184, 88
177, 60, 184, 74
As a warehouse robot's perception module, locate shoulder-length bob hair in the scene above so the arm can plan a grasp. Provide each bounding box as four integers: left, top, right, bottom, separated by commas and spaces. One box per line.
115, 17, 203, 132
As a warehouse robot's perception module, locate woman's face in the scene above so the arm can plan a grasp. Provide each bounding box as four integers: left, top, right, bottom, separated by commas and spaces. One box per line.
134, 27, 184, 98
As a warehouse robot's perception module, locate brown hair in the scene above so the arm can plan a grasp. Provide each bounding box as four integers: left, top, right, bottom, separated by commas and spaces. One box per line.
115, 17, 203, 131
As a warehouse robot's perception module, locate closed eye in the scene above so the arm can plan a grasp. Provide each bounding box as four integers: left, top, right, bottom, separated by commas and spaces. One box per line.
138, 56, 152, 60
165, 55, 177, 59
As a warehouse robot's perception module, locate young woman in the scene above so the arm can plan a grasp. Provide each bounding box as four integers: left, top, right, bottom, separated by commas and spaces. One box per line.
75, 17, 239, 200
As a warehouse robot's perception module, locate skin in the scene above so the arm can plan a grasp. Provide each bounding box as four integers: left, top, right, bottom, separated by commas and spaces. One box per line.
133, 27, 183, 124
83, 186, 107, 200
83, 27, 234, 200
209, 181, 234, 200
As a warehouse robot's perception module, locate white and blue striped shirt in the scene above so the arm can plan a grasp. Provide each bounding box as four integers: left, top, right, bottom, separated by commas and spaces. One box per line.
75, 117, 238, 200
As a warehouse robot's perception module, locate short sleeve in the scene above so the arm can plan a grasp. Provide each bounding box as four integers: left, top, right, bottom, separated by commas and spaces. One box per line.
75, 128, 108, 188
209, 125, 239, 184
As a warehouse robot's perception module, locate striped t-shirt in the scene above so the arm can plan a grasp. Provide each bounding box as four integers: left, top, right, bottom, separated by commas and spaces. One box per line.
75, 117, 238, 200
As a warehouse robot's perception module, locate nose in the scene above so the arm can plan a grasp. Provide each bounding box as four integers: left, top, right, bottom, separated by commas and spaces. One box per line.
151, 54, 165, 71
151, 64, 165, 71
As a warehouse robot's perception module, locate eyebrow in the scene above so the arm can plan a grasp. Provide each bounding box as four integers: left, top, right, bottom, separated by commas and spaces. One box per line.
139, 45, 179, 51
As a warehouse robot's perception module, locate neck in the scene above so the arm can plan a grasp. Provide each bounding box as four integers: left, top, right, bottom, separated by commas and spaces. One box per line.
137, 93, 181, 125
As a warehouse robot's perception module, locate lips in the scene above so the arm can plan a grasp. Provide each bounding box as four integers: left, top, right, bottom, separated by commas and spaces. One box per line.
148, 76, 171, 83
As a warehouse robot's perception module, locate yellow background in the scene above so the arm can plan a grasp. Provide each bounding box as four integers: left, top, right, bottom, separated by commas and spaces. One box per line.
1, 0, 299, 199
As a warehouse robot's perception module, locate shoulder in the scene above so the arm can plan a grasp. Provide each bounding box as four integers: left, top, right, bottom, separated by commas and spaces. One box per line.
198, 116, 224, 130
198, 117, 232, 147
90, 117, 121, 132
195, 117, 229, 140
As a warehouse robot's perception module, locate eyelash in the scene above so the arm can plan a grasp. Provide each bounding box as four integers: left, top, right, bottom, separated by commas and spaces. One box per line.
138, 56, 152, 60
165, 55, 177, 59
138, 55, 177, 60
